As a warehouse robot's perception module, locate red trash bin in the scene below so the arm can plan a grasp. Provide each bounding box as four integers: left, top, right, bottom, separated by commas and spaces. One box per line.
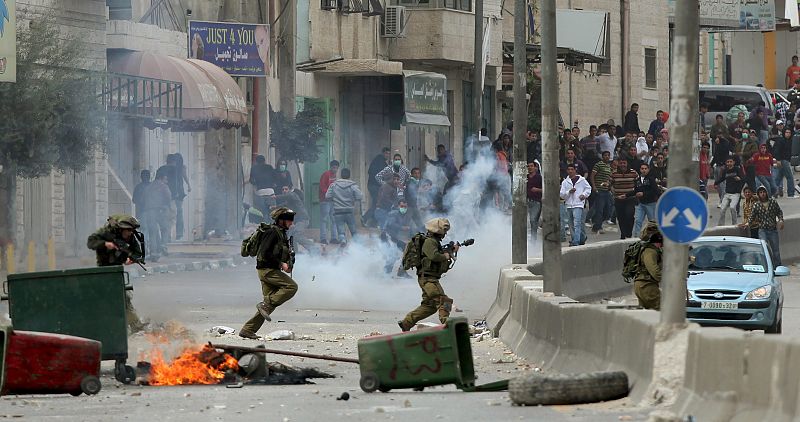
0, 326, 102, 396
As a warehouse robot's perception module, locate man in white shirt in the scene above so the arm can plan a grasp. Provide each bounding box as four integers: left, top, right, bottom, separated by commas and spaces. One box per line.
560, 164, 593, 246
597, 124, 617, 157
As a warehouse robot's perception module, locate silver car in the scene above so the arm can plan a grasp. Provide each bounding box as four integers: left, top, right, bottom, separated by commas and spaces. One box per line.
685, 236, 789, 334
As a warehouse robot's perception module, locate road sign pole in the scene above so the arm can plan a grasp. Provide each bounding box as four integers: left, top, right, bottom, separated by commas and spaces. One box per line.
662, 0, 699, 325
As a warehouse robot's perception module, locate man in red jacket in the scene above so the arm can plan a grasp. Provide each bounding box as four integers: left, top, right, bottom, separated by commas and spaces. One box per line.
747, 144, 776, 196
318, 160, 340, 244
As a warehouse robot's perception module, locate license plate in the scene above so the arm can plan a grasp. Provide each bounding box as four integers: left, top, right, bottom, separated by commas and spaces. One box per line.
700, 301, 738, 310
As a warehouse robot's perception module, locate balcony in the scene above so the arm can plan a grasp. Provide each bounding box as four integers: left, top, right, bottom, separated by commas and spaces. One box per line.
387, 7, 502, 66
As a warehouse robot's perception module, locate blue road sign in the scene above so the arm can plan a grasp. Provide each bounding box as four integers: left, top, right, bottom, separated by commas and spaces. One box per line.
656, 187, 708, 244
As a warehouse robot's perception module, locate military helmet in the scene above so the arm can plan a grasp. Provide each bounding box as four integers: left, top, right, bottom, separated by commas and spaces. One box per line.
108, 214, 140, 230
425, 217, 450, 235
639, 221, 661, 242
270, 207, 296, 221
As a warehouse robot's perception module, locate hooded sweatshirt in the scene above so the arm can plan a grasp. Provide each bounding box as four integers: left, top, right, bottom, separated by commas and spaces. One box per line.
325, 179, 364, 214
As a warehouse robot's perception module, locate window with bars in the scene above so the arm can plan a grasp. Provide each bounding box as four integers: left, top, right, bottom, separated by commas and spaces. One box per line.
645, 47, 657, 89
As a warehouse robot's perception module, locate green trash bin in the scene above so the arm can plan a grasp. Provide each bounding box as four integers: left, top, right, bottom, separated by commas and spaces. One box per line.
357, 317, 477, 393
3, 266, 136, 383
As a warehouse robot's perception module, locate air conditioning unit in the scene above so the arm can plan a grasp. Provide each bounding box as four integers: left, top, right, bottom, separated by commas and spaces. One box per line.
381, 6, 406, 38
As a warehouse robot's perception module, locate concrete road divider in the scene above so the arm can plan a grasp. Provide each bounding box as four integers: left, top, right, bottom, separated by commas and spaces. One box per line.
485, 263, 541, 336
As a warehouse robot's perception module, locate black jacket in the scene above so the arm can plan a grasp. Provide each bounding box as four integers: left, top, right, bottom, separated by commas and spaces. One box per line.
711, 138, 731, 167
715, 165, 745, 194
772, 136, 792, 161
634, 174, 660, 204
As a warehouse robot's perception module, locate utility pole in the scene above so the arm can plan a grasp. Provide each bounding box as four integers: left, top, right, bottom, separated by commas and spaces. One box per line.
661, 0, 698, 324
540, 0, 562, 294
472, 0, 484, 139
279, 0, 296, 119
512, 0, 528, 264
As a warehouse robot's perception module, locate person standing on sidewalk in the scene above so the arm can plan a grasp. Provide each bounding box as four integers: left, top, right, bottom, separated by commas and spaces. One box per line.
559, 164, 592, 246
632, 163, 661, 237
611, 159, 638, 239
772, 128, 796, 198
527, 161, 543, 240
743, 187, 785, 266
318, 160, 340, 244
398, 218, 458, 332
325, 168, 363, 244
590, 151, 613, 234
240, 207, 298, 340
714, 158, 745, 226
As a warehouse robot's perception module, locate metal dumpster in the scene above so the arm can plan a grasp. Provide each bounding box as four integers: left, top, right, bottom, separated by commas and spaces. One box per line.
3, 266, 136, 383
357, 317, 476, 392
0, 325, 102, 396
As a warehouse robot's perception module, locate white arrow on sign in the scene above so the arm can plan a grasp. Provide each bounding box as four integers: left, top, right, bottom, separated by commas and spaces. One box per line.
683, 208, 703, 231
661, 207, 680, 227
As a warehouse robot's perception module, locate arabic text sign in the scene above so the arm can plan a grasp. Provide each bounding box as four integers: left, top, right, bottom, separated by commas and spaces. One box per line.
668, 0, 775, 31
404, 72, 447, 116
0, 0, 16, 83
188, 20, 270, 77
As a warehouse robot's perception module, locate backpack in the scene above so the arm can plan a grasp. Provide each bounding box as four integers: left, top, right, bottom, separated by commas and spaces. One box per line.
622, 241, 645, 283
401, 233, 428, 271
241, 223, 270, 257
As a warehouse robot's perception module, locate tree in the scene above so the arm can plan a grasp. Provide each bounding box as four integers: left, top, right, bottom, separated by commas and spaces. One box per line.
0, 18, 106, 245
269, 105, 330, 189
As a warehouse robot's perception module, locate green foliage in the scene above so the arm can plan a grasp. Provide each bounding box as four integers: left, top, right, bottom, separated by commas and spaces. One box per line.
269, 105, 330, 164
0, 18, 106, 178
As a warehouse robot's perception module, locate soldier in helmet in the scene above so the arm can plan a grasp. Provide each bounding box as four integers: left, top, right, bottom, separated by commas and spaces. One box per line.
87, 214, 146, 331
239, 207, 299, 339
398, 217, 458, 332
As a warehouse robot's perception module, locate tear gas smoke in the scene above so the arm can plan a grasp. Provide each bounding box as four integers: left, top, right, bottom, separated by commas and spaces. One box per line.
288, 144, 541, 314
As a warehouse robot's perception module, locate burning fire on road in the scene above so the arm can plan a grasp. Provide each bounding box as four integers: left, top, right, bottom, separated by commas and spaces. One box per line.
145, 345, 239, 386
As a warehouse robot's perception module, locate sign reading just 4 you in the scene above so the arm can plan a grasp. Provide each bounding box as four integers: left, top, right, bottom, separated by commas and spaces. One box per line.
0, 0, 16, 83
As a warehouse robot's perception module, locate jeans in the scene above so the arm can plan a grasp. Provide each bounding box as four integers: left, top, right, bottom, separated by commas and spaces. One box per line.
374, 208, 390, 230
615, 198, 636, 239
141, 208, 165, 258
175, 198, 184, 240
528, 200, 542, 240
773, 160, 795, 197
715, 165, 726, 202
566, 207, 587, 246
756, 174, 777, 196
333, 212, 358, 243
591, 191, 613, 232
718, 193, 740, 226
319, 201, 338, 242
759, 228, 781, 266
632, 202, 657, 238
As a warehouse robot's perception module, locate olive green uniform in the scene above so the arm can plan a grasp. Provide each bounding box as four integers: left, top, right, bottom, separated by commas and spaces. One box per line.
400, 236, 454, 328
634, 244, 662, 310
86, 224, 145, 331
241, 224, 298, 334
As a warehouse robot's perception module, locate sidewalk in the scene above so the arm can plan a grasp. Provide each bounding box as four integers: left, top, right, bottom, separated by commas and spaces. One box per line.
0, 241, 250, 282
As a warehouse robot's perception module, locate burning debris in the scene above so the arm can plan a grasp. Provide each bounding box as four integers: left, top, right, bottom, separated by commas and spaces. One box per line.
137, 343, 336, 387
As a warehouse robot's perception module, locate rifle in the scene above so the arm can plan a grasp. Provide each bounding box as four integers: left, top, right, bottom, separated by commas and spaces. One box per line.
442, 238, 475, 268
287, 235, 296, 274
113, 237, 147, 271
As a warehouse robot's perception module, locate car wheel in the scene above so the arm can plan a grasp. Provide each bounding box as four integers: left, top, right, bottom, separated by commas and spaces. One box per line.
509, 371, 629, 406
766, 317, 782, 334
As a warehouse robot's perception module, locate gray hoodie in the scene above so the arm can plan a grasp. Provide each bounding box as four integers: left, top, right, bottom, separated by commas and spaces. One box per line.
325, 179, 363, 213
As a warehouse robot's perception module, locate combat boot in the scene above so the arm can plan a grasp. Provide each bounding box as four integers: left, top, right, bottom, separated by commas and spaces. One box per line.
398, 321, 412, 332
239, 329, 259, 339
256, 301, 273, 321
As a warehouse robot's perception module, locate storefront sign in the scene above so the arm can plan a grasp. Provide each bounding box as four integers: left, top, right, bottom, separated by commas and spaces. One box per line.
0, 0, 16, 83
188, 20, 270, 77
668, 0, 775, 31
404, 71, 447, 115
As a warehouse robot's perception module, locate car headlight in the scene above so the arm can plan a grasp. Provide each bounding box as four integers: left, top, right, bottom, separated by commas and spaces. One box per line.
745, 285, 773, 300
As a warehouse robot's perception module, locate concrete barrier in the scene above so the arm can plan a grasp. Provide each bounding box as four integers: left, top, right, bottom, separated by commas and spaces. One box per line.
485, 264, 541, 336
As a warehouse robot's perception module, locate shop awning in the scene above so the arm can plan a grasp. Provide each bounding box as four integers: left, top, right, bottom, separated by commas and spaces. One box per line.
402, 70, 451, 127
297, 58, 403, 76
109, 51, 247, 131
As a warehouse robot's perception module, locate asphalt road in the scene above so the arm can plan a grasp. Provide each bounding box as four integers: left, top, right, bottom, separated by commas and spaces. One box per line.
0, 265, 652, 421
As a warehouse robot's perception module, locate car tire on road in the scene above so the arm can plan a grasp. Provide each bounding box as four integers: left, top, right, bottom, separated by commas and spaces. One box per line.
766, 313, 783, 334
509, 371, 629, 406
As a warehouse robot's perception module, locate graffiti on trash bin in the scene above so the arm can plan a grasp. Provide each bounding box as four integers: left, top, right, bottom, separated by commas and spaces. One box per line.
387, 335, 443, 380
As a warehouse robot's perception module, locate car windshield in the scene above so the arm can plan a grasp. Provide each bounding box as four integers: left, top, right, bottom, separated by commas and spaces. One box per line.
688, 241, 768, 273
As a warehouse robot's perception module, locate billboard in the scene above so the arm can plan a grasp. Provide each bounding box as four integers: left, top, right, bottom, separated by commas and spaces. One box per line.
0, 0, 16, 83
668, 0, 775, 31
188, 20, 270, 77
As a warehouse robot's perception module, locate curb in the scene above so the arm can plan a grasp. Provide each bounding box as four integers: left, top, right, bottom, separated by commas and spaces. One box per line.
127, 256, 250, 278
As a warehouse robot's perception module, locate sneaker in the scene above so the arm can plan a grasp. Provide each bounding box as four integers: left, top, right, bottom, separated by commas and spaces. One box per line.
239, 329, 260, 339
320, 239, 328, 245
330, 239, 341, 245
256, 302, 272, 321
716, 204, 721, 208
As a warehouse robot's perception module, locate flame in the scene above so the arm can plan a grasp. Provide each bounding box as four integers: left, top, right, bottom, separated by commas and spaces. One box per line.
147, 345, 239, 386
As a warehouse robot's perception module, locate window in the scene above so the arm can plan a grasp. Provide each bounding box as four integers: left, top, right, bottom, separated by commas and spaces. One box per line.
645, 47, 657, 89
392, 0, 471, 11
